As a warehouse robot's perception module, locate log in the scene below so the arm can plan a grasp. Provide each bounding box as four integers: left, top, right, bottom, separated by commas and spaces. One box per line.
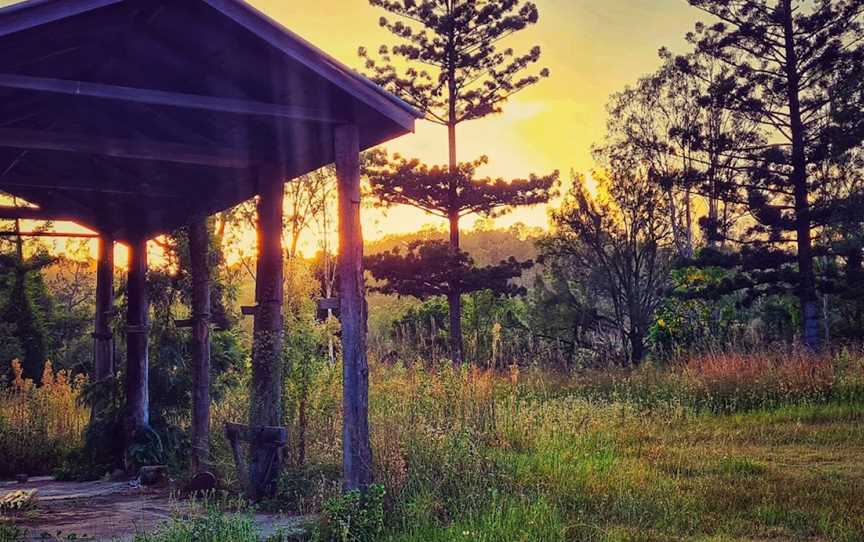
125, 237, 150, 460
335, 124, 372, 491
248, 166, 285, 499
189, 219, 211, 473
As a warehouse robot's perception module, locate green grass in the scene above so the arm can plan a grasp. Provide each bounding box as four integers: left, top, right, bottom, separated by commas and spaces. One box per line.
6, 352, 864, 542
96, 381, 864, 542
377, 399, 864, 542
132, 510, 262, 542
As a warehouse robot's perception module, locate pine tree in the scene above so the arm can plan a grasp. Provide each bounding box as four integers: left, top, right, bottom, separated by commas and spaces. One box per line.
680, 0, 864, 349
360, 0, 557, 364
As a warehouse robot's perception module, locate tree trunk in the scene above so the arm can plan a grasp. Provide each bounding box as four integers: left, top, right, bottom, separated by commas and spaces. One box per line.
94, 236, 114, 382
189, 219, 211, 473
629, 328, 645, 366
448, 210, 463, 366
125, 236, 149, 464
446, 111, 464, 365
249, 168, 285, 499
335, 124, 373, 491
781, 0, 820, 350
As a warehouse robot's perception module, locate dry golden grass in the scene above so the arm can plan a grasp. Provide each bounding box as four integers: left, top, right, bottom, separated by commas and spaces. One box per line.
0, 360, 88, 477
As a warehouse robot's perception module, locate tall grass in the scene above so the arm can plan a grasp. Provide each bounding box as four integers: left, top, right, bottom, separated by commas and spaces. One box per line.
275, 348, 864, 540
4, 349, 864, 540
0, 360, 88, 478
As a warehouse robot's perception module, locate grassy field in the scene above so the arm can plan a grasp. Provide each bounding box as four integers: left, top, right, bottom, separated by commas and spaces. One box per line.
3, 350, 864, 541
381, 402, 864, 541
229, 349, 864, 541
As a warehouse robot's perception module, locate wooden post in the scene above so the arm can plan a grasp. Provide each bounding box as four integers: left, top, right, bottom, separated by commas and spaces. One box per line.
93, 235, 114, 382
189, 219, 211, 473
248, 166, 284, 499
335, 124, 372, 491
125, 236, 150, 459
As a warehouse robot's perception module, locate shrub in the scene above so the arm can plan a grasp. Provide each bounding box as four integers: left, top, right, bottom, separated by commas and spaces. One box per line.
0, 524, 26, 542
0, 360, 88, 477
315, 485, 386, 542
276, 463, 342, 514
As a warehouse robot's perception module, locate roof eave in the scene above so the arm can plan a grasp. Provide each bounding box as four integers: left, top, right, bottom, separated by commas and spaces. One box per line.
201, 0, 423, 132
0, 0, 122, 38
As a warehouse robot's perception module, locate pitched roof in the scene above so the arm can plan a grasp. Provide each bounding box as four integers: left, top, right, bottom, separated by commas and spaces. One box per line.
0, 0, 422, 240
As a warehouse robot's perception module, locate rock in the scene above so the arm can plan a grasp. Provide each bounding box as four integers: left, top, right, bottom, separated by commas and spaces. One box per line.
184, 471, 218, 495
138, 466, 169, 487
15, 474, 28, 484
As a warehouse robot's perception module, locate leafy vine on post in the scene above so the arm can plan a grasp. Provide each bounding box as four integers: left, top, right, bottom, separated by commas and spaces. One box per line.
360, 0, 558, 366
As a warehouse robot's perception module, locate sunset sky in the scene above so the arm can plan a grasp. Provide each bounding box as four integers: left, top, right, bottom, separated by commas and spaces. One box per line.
0, 0, 703, 258
251, 0, 699, 237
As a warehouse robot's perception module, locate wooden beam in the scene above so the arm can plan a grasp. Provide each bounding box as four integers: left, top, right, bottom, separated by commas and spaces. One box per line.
0, 73, 347, 124
248, 166, 284, 500
335, 124, 372, 492
0, 128, 261, 169
0, 205, 80, 222
0, 230, 97, 238
317, 297, 340, 312
0, 179, 177, 198
0, 0, 122, 39
125, 236, 150, 464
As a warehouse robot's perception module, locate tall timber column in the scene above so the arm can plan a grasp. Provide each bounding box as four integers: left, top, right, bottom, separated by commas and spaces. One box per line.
335, 124, 372, 491
189, 219, 211, 473
93, 235, 114, 382
125, 236, 150, 460
248, 166, 285, 498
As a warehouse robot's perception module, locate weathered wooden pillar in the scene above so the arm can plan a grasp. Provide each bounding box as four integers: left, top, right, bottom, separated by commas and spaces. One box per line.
125, 236, 150, 456
189, 219, 211, 473
93, 235, 114, 382
335, 124, 372, 491
248, 166, 284, 498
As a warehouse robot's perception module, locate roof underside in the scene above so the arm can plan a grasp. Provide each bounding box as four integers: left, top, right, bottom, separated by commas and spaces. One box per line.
0, 0, 418, 240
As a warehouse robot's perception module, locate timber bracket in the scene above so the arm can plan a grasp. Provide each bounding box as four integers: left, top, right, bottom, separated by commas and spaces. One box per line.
224, 422, 288, 498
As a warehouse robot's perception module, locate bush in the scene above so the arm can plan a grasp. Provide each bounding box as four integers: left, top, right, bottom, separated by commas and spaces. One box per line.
276, 463, 342, 514
0, 524, 26, 542
0, 360, 88, 478
315, 485, 386, 542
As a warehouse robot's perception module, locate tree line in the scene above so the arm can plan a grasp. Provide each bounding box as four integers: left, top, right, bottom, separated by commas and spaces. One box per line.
359, 0, 864, 367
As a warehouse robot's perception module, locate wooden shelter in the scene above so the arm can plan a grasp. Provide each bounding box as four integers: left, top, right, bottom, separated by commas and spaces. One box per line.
0, 0, 420, 495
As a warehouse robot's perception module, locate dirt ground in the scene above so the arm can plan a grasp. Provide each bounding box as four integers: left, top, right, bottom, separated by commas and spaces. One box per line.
0, 477, 310, 541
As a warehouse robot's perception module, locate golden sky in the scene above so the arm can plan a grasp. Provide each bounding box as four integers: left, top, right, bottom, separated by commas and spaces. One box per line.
249, 0, 699, 236
0, 0, 701, 259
